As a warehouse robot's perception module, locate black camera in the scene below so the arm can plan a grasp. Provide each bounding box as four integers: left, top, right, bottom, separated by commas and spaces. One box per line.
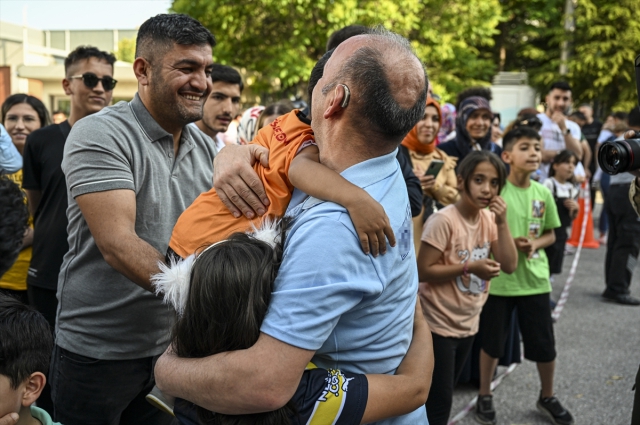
598, 54, 640, 175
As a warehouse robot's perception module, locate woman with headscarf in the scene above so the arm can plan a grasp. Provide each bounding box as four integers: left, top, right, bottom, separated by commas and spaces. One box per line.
437, 102, 456, 143
400, 97, 459, 253
438, 96, 502, 166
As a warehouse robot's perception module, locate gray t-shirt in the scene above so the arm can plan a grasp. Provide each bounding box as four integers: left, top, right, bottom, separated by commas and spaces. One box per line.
56, 94, 216, 360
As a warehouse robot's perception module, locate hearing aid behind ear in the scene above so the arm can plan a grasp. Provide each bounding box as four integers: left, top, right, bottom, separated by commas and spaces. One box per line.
336, 84, 350, 108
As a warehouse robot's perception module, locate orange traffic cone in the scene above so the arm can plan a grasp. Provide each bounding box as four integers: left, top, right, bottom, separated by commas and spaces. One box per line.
567, 182, 599, 249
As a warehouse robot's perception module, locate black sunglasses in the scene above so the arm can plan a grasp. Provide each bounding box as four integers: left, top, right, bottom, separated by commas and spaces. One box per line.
69, 73, 118, 91
516, 116, 542, 131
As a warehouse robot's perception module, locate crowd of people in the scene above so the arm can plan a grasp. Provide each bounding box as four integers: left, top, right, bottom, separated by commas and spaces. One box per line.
1, 14, 639, 425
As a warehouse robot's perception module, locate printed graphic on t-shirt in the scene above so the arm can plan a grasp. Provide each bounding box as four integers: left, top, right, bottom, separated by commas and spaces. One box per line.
532, 200, 546, 218
455, 242, 490, 295
529, 221, 541, 239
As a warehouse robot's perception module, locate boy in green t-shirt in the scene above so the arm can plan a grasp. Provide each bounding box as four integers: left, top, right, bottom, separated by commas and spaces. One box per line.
474, 127, 574, 425
0, 294, 61, 425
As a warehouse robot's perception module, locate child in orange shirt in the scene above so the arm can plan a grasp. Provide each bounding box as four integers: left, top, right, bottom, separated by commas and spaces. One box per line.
169, 109, 395, 259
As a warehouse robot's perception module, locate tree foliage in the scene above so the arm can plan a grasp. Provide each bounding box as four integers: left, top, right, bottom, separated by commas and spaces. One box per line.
171, 0, 640, 113
171, 0, 501, 103
115, 37, 136, 64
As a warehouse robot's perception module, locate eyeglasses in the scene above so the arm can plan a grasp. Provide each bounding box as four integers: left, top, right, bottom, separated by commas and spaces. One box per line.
69, 73, 118, 91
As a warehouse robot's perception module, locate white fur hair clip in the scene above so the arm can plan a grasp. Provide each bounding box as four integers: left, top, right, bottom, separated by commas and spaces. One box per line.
151, 253, 196, 316
152, 217, 284, 315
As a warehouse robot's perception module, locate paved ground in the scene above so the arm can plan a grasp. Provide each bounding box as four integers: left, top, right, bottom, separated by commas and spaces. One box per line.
450, 203, 640, 425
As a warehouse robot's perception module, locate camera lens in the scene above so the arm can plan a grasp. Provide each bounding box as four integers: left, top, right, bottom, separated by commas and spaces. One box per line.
598, 138, 640, 174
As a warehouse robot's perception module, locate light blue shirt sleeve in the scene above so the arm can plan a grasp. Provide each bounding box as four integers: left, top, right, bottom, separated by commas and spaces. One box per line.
261, 214, 384, 351
0, 124, 22, 173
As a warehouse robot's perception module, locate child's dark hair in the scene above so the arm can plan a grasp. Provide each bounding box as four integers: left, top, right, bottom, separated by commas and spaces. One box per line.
457, 151, 507, 194
0, 175, 29, 277
549, 149, 578, 181
172, 219, 293, 425
0, 294, 53, 389
502, 126, 541, 151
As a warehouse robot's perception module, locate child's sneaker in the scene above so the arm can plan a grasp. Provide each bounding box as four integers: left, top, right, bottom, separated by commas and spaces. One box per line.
536, 395, 574, 425
146, 385, 175, 416
474, 394, 497, 424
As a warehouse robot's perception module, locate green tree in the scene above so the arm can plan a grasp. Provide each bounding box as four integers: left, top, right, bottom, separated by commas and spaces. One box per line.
171, 0, 502, 103
116, 37, 136, 63
569, 0, 640, 113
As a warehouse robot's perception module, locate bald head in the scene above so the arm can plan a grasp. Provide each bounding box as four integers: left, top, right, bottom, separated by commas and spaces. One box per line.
322, 29, 427, 146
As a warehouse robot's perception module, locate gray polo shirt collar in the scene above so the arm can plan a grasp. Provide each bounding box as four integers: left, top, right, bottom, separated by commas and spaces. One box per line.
129, 93, 172, 143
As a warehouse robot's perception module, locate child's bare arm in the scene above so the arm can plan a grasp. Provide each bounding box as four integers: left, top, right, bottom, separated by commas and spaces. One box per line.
489, 196, 518, 274
532, 229, 556, 253
289, 146, 396, 256
418, 242, 501, 282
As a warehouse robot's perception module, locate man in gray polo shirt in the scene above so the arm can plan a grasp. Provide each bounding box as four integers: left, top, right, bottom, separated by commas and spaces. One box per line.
49, 15, 217, 425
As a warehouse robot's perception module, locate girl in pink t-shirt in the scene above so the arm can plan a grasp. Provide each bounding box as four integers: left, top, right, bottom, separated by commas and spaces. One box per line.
417, 151, 518, 425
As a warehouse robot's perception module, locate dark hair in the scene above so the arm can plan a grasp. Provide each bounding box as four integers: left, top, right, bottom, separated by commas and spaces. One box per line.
549, 81, 571, 93
0, 294, 53, 389
569, 111, 587, 121
455, 87, 492, 110
457, 150, 507, 195
0, 176, 28, 277
135, 14, 216, 66
514, 114, 542, 131
172, 221, 294, 425
324, 29, 427, 147
612, 111, 629, 122
64, 46, 116, 76
308, 49, 333, 103
1, 94, 50, 129
629, 106, 640, 129
211, 64, 244, 92
326, 25, 370, 52
502, 126, 541, 151
492, 112, 501, 124
549, 149, 578, 179
258, 103, 294, 130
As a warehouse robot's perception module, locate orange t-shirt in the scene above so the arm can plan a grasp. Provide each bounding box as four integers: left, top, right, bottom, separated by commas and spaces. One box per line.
418, 205, 498, 338
169, 110, 314, 258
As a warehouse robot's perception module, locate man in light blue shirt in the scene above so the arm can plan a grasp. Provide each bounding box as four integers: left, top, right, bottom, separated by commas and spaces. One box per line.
0, 124, 22, 174
156, 29, 430, 423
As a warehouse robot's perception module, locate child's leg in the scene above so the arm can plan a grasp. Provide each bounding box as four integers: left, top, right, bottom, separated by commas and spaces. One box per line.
516, 293, 557, 395
479, 349, 499, 396
536, 360, 556, 399
477, 295, 515, 396
425, 333, 458, 425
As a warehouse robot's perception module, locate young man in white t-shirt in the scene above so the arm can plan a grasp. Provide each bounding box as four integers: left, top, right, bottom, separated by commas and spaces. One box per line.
537, 81, 584, 181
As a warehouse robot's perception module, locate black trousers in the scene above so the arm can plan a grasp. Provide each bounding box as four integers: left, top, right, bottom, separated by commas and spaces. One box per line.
26, 285, 57, 415
425, 332, 475, 425
604, 184, 640, 296
50, 345, 176, 425
27, 284, 57, 331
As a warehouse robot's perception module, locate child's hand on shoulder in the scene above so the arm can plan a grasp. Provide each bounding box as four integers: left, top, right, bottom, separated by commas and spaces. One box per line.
489, 196, 507, 225
346, 191, 396, 257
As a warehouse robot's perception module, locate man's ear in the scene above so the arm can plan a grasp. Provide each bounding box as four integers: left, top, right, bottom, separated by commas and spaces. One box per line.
21, 372, 45, 407
323, 84, 348, 119
134, 57, 151, 86
62, 78, 72, 95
